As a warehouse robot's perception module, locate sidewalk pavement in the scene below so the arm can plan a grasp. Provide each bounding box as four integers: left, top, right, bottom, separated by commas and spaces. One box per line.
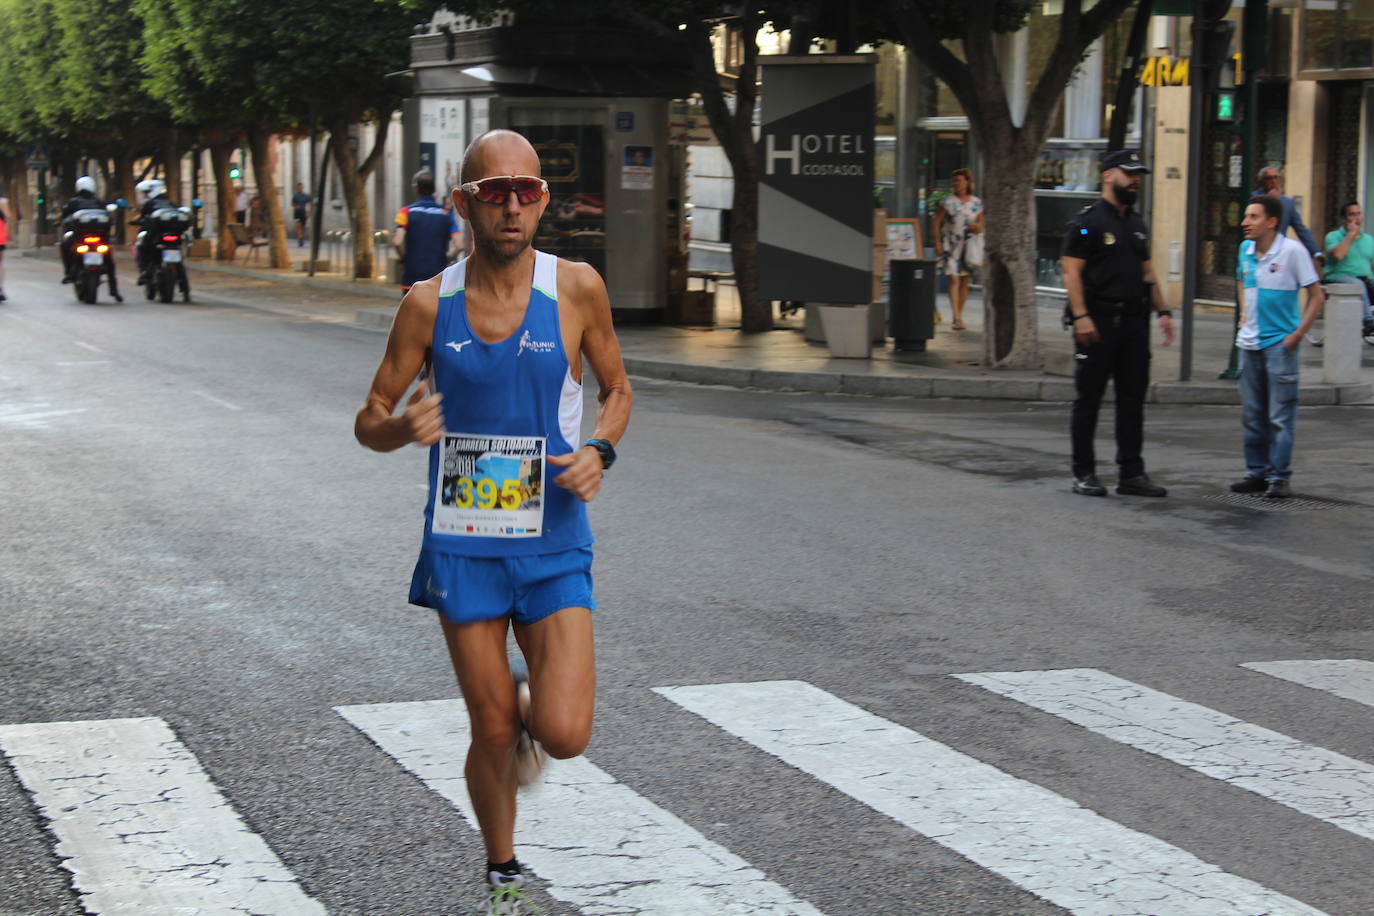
32, 246, 1372, 405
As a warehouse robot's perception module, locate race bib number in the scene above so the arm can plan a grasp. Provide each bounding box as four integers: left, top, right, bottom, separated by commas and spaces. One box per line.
432, 434, 545, 538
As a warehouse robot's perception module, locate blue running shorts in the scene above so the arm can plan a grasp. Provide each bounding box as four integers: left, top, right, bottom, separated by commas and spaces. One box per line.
408, 546, 596, 626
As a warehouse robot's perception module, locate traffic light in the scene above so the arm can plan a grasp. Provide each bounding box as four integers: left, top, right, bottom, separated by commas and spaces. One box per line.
229, 166, 242, 179
1215, 90, 1236, 122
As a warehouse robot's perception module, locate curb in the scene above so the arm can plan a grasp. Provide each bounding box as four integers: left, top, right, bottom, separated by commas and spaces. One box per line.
617, 356, 1373, 405
30, 247, 1366, 407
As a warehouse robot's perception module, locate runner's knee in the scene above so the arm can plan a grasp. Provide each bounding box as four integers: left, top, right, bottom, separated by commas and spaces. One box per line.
537, 721, 591, 759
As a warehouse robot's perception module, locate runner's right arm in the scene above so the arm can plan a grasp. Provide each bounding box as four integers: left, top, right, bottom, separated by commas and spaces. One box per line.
355, 278, 445, 452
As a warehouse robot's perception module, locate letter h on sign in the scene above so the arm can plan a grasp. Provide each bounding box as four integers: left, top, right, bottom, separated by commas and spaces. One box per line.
765, 134, 801, 176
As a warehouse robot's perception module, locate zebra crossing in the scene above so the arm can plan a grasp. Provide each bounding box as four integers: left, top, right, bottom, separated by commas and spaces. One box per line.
1, 658, 1370, 915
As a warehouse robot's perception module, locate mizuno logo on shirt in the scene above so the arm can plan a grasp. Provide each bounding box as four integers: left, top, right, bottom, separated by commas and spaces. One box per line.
446, 339, 472, 353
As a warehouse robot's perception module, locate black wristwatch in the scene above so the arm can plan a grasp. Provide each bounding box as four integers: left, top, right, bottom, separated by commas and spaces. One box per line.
1156, 310, 1173, 319
585, 438, 616, 470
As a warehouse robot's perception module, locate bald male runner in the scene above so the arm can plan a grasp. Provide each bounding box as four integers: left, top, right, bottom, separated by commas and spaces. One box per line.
355, 129, 632, 915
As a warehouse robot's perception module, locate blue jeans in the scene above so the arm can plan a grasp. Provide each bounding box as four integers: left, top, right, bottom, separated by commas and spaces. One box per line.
1324, 274, 1374, 324
1239, 343, 1299, 482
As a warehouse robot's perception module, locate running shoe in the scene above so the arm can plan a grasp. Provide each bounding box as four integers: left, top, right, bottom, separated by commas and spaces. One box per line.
513, 676, 548, 787
478, 871, 537, 915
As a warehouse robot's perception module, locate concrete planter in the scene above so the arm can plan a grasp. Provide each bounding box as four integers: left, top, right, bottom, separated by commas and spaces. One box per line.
819, 305, 873, 358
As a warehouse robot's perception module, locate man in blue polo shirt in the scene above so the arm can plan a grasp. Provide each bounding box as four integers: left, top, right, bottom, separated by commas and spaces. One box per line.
393, 169, 461, 289
1232, 195, 1325, 499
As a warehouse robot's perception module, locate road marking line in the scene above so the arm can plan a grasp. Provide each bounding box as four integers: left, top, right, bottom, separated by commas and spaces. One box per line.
336, 699, 825, 916
74, 341, 103, 353
190, 389, 243, 411
1243, 659, 1374, 708
0, 402, 89, 429
0, 717, 326, 915
657, 680, 1326, 916
956, 668, 1374, 842
55, 360, 113, 366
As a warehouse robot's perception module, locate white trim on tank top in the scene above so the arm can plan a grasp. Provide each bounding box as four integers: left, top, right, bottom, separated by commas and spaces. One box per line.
436, 252, 583, 448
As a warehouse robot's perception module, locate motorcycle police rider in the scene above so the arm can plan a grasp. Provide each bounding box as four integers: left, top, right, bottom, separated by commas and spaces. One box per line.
60, 176, 123, 302
133, 178, 176, 285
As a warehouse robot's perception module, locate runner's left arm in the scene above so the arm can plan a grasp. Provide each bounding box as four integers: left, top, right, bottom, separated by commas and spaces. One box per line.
548, 262, 633, 501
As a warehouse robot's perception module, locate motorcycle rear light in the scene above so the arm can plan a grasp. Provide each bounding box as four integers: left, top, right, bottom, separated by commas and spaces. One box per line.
161, 235, 180, 242
96, 245, 109, 253
82, 236, 101, 244
76, 245, 89, 254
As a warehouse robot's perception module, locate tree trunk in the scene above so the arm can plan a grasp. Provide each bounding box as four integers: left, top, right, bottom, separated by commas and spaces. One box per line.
977, 141, 1042, 367
329, 122, 372, 279
248, 126, 292, 269
728, 154, 766, 332
209, 140, 237, 261
684, 13, 766, 331
163, 130, 182, 205
113, 151, 136, 245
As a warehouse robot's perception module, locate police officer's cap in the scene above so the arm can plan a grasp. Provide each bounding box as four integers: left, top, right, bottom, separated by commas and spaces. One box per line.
1101, 150, 1150, 173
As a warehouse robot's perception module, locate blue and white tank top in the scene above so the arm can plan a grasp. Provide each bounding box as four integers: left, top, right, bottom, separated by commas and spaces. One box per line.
421, 250, 591, 557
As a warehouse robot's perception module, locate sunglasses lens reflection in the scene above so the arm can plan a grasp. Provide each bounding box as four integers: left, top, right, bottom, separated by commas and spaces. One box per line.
473, 178, 545, 205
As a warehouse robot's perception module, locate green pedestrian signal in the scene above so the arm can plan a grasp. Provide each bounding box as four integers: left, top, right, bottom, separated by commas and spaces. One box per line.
229, 166, 242, 179
1215, 91, 1236, 122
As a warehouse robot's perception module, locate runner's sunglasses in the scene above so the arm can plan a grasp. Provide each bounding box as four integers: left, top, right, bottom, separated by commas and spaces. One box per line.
460, 175, 549, 205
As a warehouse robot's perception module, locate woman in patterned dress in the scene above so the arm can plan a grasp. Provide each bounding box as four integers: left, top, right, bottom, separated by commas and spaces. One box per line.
933, 168, 984, 330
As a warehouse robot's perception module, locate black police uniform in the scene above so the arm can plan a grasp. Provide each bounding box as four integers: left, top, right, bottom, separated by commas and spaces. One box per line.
1062, 197, 1153, 480
60, 191, 105, 277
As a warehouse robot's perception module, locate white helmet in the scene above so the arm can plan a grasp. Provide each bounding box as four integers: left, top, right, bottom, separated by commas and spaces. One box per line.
75, 175, 96, 194
136, 179, 165, 200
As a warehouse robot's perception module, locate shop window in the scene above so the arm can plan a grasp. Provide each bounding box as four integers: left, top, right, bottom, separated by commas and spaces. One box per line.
1302, 0, 1374, 73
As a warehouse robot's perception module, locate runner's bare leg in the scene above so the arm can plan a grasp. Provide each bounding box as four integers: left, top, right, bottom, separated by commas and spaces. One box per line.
442, 617, 520, 862
441, 607, 594, 862
514, 607, 595, 760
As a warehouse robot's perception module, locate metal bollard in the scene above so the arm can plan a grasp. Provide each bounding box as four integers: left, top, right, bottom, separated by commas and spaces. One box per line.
1322, 284, 1364, 384
373, 230, 390, 280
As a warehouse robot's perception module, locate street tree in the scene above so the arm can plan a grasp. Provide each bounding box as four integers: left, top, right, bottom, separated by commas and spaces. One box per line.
138, 1, 414, 275
138, 0, 306, 266
888, 0, 1138, 367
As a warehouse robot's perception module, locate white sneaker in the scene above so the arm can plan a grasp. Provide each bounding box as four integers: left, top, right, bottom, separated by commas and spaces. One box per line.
513, 678, 548, 787
479, 871, 535, 915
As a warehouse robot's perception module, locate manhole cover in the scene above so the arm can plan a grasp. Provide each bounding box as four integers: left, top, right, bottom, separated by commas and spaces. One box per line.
1201, 492, 1368, 512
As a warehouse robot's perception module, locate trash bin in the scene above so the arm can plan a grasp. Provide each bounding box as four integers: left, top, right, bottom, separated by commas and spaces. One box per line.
889, 259, 936, 351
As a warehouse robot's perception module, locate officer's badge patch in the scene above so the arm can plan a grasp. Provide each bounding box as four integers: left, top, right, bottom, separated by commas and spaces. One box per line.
1104, 232, 1116, 245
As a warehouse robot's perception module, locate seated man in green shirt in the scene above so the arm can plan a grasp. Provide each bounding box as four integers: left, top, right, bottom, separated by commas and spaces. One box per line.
1323, 201, 1374, 334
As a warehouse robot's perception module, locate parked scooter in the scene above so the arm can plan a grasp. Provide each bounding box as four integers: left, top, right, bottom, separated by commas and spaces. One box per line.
137, 206, 193, 303
62, 204, 121, 304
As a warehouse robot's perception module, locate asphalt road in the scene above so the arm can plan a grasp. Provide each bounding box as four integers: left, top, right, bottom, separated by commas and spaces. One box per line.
2, 254, 1373, 916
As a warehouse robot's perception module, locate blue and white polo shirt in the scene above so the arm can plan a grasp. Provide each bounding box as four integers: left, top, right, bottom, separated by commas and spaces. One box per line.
1236, 235, 1318, 351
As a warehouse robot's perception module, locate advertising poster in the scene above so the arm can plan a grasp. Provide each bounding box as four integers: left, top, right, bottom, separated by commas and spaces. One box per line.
525, 124, 607, 280
433, 434, 545, 538
757, 57, 876, 303
419, 98, 467, 196
621, 145, 654, 190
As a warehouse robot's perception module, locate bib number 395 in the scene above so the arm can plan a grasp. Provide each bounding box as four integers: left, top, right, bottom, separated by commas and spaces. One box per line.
431, 433, 545, 538
451, 477, 526, 510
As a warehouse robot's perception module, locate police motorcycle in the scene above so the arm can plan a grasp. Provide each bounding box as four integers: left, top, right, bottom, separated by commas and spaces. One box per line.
62, 204, 122, 304
133, 180, 193, 303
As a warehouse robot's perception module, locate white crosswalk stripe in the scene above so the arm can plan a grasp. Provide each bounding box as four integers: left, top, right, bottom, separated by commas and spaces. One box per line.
955, 667, 1374, 842
0, 716, 326, 916
6, 661, 1367, 915
336, 698, 826, 916
1243, 658, 1374, 707
656, 679, 1327, 916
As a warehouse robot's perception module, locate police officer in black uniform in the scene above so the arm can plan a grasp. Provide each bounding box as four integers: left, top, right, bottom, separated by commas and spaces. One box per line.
1061, 150, 1175, 497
